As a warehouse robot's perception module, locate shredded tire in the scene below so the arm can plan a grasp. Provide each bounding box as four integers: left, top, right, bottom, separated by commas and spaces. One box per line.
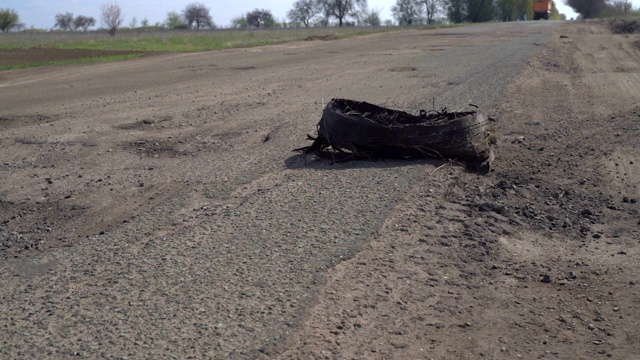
295, 98, 495, 172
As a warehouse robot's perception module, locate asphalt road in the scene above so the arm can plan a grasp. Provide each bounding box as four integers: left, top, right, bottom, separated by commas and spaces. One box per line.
0, 21, 560, 358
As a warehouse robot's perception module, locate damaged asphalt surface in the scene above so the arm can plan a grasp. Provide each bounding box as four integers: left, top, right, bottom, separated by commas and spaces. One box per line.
1, 21, 639, 359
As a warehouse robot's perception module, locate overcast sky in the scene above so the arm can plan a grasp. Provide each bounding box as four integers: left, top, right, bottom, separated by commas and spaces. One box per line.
5, 0, 634, 30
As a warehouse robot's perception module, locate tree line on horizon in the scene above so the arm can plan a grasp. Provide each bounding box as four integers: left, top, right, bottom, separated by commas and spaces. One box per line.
1, 0, 639, 34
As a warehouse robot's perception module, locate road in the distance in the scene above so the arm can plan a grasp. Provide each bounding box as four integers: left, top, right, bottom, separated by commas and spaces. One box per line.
0, 21, 558, 358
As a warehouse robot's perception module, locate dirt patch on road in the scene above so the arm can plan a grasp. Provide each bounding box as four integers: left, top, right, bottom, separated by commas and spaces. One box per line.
305, 35, 339, 41
0, 48, 149, 66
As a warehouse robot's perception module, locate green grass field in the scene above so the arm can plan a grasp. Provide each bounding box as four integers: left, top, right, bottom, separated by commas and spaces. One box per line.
0, 27, 402, 52
0, 54, 143, 71
0, 25, 467, 70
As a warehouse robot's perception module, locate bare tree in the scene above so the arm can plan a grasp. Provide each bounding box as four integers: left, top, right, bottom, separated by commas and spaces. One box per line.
246, 9, 276, 28
422, 0, 441, 24
183, 2, 213, 29
319, 2, 333, 26
287, 0, 321, 27
73, 15, 96, 31
55, 12, 74, 31
392, 0, 423, 25
101, 2, 124, 36
320, 0, 368, 26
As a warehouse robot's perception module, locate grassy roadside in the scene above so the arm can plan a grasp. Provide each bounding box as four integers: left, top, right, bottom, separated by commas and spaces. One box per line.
0, 54, 143, 71
0, 27, 401, 52
0, 27, 404, 70
0, 25, 468, 70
